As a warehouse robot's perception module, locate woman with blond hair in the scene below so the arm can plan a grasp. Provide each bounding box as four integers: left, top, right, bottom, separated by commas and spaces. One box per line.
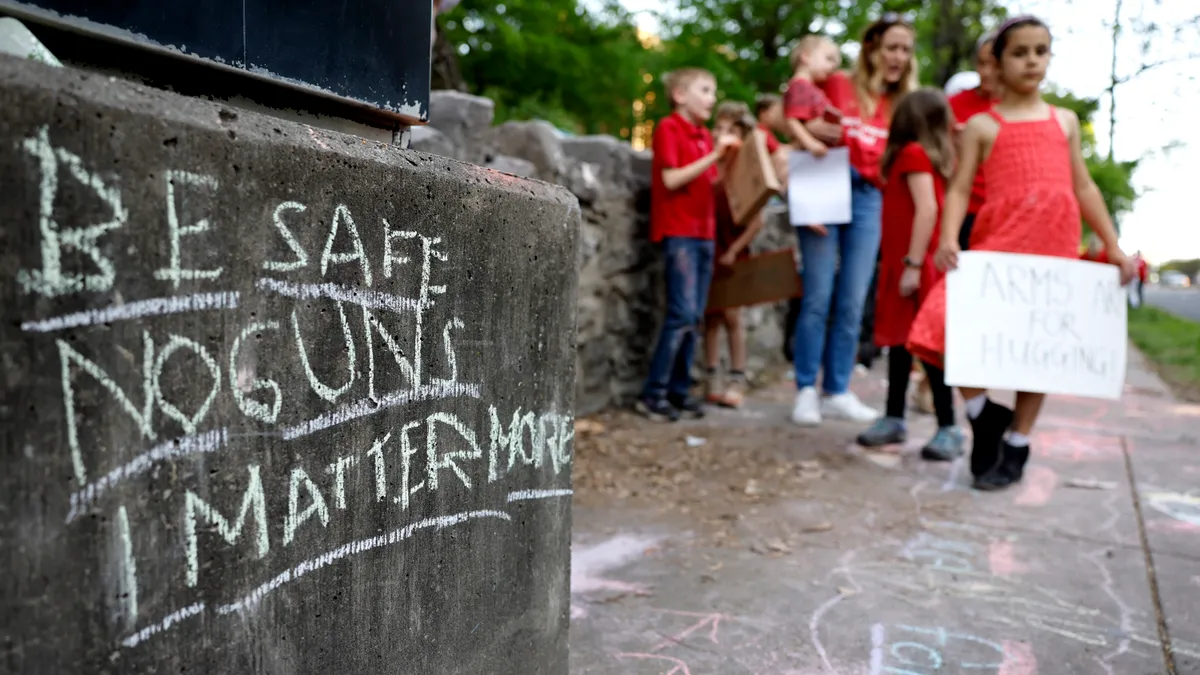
789, 13, 920, 427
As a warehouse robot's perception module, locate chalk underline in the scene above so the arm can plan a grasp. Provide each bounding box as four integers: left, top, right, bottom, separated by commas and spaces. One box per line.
280, 381, 482, 440
66, 429, 228, 524
118, 488, 573, 650
19, 276, 434, 334
256, 278, 425, 313
217, 509, 512, 615
65, 382, 480, 520
117, 508, 504, 648
507, 488, 573, 503
21, 291, 239, 333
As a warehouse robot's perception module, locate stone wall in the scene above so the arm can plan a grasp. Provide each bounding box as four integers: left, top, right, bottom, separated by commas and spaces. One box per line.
415, 91, 795, 414
1, 57, 576, 674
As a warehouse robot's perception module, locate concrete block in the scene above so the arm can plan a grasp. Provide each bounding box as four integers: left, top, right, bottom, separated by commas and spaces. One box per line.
409, 123, 461, 160
0, 55, 578, 674
427, 90, 495, 159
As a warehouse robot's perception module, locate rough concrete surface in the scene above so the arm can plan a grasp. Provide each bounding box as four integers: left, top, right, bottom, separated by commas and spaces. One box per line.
570, 348, 1198, 674
0, 55, 578, 674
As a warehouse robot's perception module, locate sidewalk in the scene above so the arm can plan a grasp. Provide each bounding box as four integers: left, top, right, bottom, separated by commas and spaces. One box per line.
568, 348, 1200, 674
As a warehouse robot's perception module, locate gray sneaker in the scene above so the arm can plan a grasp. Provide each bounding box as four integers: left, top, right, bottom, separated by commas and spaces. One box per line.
920, 426, 965, 461
856, 417, 906, 447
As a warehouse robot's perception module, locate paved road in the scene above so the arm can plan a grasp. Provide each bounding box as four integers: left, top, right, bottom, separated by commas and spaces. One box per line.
1145, 284, 1200, 321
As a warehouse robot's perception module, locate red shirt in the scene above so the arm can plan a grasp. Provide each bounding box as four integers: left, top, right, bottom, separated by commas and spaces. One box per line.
784, 77, 831, 122
1136, 256, 1148, 282
875, 143, 945, 347
819, 71, 889, 187
758, 124, 781, 154
651, 112, 718, 242
948, 87, 996, 214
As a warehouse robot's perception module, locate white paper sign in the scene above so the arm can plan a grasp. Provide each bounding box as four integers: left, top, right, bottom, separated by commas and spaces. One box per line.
945, 251, 1128, 400
787, 147, 851, 226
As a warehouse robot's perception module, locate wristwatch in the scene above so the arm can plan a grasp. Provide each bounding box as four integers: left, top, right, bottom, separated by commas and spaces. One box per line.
903, 256, 921, 269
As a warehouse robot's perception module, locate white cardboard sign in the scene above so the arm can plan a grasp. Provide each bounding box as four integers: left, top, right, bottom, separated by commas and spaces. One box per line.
945, 251, 1127, 400
787, 147, 852, 226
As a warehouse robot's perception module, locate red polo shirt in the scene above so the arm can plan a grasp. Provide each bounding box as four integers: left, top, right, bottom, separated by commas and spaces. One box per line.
819, 71, 889, 188
758, 123, 781, 154
948, 87, 996, 214
651, 112, 718, 242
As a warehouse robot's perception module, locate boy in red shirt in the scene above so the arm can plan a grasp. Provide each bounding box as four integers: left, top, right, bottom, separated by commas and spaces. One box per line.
637, 68, 739, 422
947, 31, 999, 249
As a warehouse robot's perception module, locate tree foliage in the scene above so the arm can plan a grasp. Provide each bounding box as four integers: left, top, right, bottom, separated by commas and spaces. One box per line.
439, 0, 646, 135
436, 0, 1139, 231
1044, 89, 1139, 231
642, 0, 1005, 123
1159, 259, 1200, 277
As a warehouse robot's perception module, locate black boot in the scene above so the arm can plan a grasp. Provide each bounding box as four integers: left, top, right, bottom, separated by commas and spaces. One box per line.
667, 393, 706, 420
974, 441, 1030, 491
968, 399, 1013, 479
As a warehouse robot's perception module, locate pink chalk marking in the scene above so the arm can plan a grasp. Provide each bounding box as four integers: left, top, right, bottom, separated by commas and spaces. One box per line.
1031, 428, 1122, 463
1147, 519, 1200, 535
570, 534, 658, 619
998, 641, 1037, 675
1014, 466, 1058, 506
650, 612, 724, 652
616, 652, 692, 675
988, 540, 1028, 576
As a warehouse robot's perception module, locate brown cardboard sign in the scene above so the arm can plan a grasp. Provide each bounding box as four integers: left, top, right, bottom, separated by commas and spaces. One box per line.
706, 248, 803, 313
726, 129, 782, 226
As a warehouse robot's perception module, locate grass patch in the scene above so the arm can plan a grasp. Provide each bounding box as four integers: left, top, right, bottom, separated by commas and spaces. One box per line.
1128, 305, 1200, 399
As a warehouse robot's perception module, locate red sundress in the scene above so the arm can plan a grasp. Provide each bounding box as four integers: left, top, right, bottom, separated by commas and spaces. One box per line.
874, 143, 945, 347
907, 107, 1082, 368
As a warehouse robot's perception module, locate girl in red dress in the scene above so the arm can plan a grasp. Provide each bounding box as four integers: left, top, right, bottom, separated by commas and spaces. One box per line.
857, 89, 963, 460
907, 16, 1136, 490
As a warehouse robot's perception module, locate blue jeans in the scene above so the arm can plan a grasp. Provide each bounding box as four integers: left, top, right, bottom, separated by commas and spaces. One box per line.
642, 237, 715, 400
792, 170, 883, 395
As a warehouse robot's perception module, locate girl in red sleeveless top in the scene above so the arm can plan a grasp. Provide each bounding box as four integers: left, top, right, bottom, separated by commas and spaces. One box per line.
857, 89, 963, 459
907, 16, 1136, 491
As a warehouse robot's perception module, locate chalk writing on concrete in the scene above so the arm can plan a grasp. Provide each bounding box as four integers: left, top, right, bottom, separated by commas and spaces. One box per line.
1144, 489, 1200, 528
17, 126, 127, 297
867, 624, 1032, 675
11, 128, 574, 653
827, 524, 1200, 668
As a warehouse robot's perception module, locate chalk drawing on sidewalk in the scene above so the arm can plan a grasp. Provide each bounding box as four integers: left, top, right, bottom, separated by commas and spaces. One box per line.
570, 534, 658, 618
987, 540, 1029, 577
1014, 466, 1059, 507
1031, 428, 1123, 462
866, 624, 1034, 674
608, 607, 776, 674
614, 652, 691, 675
1142, 488, 1200, 530
810, 524, 1200, 667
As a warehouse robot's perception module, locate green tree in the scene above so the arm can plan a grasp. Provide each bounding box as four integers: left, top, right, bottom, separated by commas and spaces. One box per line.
1160, 259, 1200, 277
439, 0, 646, 135
645, 0, 1006, 122
1044, 89, 1138, 234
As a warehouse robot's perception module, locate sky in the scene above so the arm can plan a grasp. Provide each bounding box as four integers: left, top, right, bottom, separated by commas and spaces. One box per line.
614, 0, 1200, 264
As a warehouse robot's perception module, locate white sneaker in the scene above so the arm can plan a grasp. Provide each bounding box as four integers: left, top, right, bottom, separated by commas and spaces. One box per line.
822, 392, 881, 422
791, 386, 821, 426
